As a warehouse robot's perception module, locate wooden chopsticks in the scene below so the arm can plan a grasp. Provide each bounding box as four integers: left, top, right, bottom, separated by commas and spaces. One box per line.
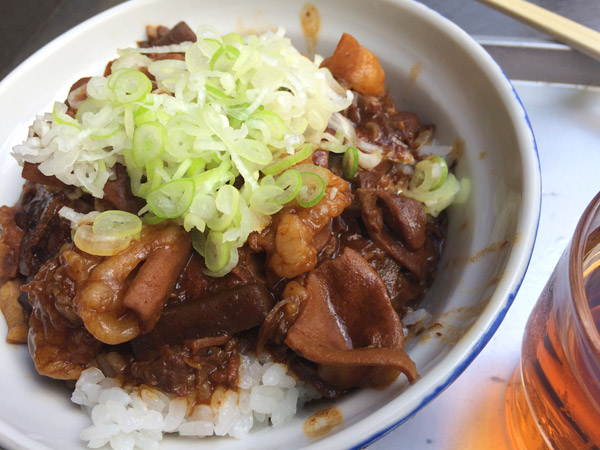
475, 0, 600, 62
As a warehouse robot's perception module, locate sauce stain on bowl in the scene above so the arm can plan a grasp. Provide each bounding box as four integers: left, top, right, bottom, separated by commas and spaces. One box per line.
450, 138, 465, 161
303, 406, 343, 438
300, 4, 321, 58
236, 11, 276, 36
409, 62, 421, 83
468, 239, 512, 263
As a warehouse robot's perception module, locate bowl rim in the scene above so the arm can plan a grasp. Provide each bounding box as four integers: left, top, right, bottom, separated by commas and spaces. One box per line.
344, 0, 541, 448
0, 0, 541, 449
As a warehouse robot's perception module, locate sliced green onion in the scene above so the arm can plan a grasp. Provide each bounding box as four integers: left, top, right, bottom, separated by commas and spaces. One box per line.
236, 139, 272, 165
204, 230, 231, 272
75, 98, 105, 122
73, 224, 133, 256
294, 163, 330, 187
110, 69, 152, 104
342, 146, 359, 179
123, 104, 135, 138
190, 228, 206, 255
250, 185, 286, 215
210, 45, 226, 70
186, 158, 207, 177
409, 156, 448, 193
222, 32, 244, 46
147, 178, 195, 219
205, 85, 247, 106
249, 110, 287, 140
262, 143, 313, 175
215, 184, 239, 215
404, 172, 462, 217
134, 106, 157, 125
274, 169, 302, 204
16, 27, 358, 277
224, 45, 241, 60
429, 156, 448, 190
90, 122, 120, 140
52, 102, 79, 128
454, 177, 471, 204
143, 212, 165, 225
93, 210, 142, 239
133, 122, 166, 167
166, 127, 194, 159
297, 172, 325, 207
260, 174, 276, 186
207, 184, 239, 231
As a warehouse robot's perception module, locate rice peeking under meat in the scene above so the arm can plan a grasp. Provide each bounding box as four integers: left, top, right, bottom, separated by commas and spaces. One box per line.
0, 22, 468, 449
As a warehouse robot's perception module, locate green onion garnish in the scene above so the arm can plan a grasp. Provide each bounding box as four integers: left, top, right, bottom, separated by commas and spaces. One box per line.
147, 178, 195, 219
110, 69, 152, 104
297, 172, 326, 207
342, 146, 359, 179
93, 210, 142, 239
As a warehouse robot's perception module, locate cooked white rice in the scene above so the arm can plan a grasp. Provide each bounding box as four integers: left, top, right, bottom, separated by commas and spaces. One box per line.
72, 353, 321, 449
72, 309, 426, 449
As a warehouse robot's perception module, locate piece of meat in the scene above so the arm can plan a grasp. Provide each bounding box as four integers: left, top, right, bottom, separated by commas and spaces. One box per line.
25, 161, 144, 213
344, 93, 419, 163
23, 252, 102, 380
312, 149, 329, 168
21, 162, 68, 188
355, 160, 393, 190
0, 281, 28, 344
251, 169, 352, 279
21, 220, 192, 380
256, 280, 304, 355
169, 250, 265, 302
66, 77, 90, 116
321, 33, 385, 97
122, 226, 191, 332
24, 162, 145, 215
357, 188, 429, 280
284, 247, 417, 391
0, 207, 25, 283
368, 253, 428, 312
103, 164, 146, 214
143, 21, 197, 47
372, 189, 426, 250
76, 222, 191, 344
131, 282, 274, 358
130, 338, 240, 398
14, 182, 93, 277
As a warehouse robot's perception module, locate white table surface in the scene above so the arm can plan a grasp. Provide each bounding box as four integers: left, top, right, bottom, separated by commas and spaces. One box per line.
371, 81, 600, 449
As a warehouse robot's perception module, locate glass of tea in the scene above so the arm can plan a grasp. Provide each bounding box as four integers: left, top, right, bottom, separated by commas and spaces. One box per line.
505, 192, 600, 449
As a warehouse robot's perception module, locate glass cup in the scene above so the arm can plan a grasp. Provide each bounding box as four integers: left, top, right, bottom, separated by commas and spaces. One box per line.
505, 192, 600, 450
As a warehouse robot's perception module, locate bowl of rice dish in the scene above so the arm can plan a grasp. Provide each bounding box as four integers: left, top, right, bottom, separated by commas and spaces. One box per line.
0, 0, 540, 449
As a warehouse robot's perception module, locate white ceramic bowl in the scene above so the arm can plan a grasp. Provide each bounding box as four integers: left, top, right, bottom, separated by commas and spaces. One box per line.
0, 0, 540, 449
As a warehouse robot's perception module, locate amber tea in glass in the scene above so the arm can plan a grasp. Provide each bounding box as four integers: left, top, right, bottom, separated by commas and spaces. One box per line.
506, 192, 600, 450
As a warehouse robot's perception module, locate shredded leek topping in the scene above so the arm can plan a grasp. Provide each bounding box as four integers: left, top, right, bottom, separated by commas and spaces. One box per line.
342, 146, 359, 179
13, 26, 354, 274
13, 25, 468, 274
403, 156, 469, 217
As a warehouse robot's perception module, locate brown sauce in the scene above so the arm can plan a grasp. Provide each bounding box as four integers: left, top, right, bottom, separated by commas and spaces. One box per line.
409, 62, 421, 83
300, 4, 321, 59
303, 406, 343, 438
